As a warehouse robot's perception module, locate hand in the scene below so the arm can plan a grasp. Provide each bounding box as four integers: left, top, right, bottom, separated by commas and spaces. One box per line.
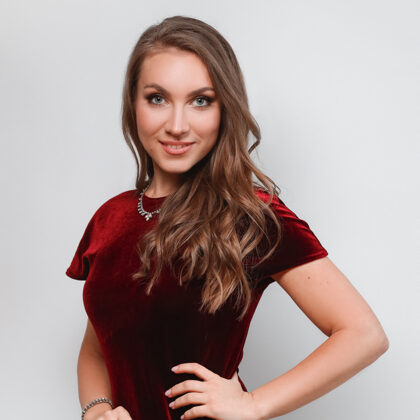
84, 404, 133, 420
165, 362, 260, 420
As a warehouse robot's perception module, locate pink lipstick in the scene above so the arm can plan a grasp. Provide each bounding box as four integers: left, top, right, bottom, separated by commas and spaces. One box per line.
159, 141, 194, 155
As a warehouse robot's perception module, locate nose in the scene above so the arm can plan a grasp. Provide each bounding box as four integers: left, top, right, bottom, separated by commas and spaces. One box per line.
164, 103, 190, 137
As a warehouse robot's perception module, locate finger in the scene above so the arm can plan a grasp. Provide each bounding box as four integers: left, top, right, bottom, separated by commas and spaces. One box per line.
172, 362, 217, 381
166, 378, 206, 398
181, 403, 212, 420
169, 391, 207, 410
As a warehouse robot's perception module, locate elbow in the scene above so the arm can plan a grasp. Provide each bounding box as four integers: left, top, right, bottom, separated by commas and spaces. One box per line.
359, 324, 390, 361
369, 320, 390, 355
336, 321, 390, 363
376, 330, 390, 355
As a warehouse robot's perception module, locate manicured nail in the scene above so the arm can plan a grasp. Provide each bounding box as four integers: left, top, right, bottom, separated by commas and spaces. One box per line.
169, 401, 174, 408
171, 365, 179, 371
180, 415, 184, 419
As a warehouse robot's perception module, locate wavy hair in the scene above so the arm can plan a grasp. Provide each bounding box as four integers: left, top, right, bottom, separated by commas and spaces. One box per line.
121, 15, 283, 320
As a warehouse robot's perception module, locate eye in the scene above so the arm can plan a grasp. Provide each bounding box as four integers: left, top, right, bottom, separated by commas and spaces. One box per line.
145, 93, 214, 108
193, 96, 214, 107
146, 93, 166, 106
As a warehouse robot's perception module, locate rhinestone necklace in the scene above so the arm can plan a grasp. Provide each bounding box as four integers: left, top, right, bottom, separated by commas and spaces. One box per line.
137, 181, 162, 221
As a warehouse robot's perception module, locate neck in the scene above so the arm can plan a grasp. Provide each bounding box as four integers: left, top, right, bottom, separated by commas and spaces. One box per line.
145, 174, 182, 198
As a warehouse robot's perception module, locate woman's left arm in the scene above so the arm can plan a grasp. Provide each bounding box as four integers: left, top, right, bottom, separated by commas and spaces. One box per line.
251, 256, 389, 419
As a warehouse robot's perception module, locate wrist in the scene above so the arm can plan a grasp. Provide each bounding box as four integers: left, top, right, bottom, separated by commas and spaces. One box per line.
83, 402, 113, 420
250, 389, 270, 420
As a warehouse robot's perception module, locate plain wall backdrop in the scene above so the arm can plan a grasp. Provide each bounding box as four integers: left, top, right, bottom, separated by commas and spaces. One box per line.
1, 0, 419, 418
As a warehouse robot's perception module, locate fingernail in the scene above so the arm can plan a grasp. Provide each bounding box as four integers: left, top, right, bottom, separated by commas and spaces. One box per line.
180, 415, 184, 419
171, 365, 179, 371
165, 389, 171, 396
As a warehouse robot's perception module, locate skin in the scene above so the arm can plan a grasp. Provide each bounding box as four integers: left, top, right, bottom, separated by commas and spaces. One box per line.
135, 46, 221, 198
132, 47, 389, 419
166, 258, 389, 419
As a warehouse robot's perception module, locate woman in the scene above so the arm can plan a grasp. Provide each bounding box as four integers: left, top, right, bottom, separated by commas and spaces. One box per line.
66, 15, 389, 420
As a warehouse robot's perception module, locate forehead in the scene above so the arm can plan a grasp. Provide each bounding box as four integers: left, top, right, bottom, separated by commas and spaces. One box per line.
139, 47, 213, 88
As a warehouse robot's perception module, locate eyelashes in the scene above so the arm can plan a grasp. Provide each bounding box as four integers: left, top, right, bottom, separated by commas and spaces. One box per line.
145, 93, 214, 108
193, 95, 214, 107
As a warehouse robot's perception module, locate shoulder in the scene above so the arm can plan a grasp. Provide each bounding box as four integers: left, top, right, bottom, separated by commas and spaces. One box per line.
254, 187, 282, 204
253, 187, 293, 219
98, 189, 137, 210
253, 187, 321, 232
89, 189, 138, 222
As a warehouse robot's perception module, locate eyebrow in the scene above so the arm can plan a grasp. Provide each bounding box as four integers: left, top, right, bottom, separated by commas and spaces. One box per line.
143, 83, 215, 97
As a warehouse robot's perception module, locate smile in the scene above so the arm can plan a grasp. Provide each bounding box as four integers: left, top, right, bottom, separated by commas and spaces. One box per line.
159, 141, 194, 155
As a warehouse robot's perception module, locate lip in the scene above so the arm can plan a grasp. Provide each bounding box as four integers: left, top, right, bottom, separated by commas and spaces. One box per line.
159, 141, 194, 155
159, 140, 195, 146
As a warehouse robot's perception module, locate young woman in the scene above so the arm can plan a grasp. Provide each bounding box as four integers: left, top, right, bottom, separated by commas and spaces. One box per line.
66, 15, 389, 420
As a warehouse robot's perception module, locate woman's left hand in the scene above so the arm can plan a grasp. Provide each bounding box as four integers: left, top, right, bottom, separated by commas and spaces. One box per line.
165, 362, 260, 420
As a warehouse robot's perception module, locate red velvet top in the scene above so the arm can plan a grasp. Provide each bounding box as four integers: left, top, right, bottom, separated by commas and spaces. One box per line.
65, 189, 328, 420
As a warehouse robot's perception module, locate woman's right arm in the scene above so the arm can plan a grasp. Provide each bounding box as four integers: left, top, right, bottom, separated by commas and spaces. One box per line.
77, 319, 132, 420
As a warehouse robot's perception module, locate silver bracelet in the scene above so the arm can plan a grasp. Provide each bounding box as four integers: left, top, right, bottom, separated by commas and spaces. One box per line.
81, 397, 114, 419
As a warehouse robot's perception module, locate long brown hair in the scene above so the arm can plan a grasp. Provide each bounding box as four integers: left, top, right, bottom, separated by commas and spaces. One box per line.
121, 15, 283, 320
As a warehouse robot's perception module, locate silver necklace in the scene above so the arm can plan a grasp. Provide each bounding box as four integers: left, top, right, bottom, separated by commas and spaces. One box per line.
137, 181, 162, 221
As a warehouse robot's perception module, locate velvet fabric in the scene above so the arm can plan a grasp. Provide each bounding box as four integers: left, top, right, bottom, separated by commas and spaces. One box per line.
66, 189, 328, 420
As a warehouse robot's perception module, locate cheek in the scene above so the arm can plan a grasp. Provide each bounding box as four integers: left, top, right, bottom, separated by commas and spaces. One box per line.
194, 111, 221, 139
136, 106, 161, 137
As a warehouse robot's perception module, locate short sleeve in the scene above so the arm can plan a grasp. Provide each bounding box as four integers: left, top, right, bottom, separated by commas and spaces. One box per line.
257, 193, 328, 279
65, 212, 97, 281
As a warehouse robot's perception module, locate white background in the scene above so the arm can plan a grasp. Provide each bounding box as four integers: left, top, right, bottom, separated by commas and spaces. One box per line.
1, 0, 419, 418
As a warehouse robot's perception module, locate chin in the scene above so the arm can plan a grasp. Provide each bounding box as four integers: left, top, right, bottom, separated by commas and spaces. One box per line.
159, 163, 195, 175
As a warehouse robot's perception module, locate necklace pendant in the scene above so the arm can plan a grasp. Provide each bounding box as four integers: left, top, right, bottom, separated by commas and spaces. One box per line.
138, 181, 162, 221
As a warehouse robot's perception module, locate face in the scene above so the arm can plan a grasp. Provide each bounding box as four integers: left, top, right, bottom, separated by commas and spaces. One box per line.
135, 47, 222, 187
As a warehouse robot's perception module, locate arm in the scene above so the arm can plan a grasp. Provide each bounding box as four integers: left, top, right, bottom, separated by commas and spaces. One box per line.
77, 319, 113, 420
250, 256, 389, 419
